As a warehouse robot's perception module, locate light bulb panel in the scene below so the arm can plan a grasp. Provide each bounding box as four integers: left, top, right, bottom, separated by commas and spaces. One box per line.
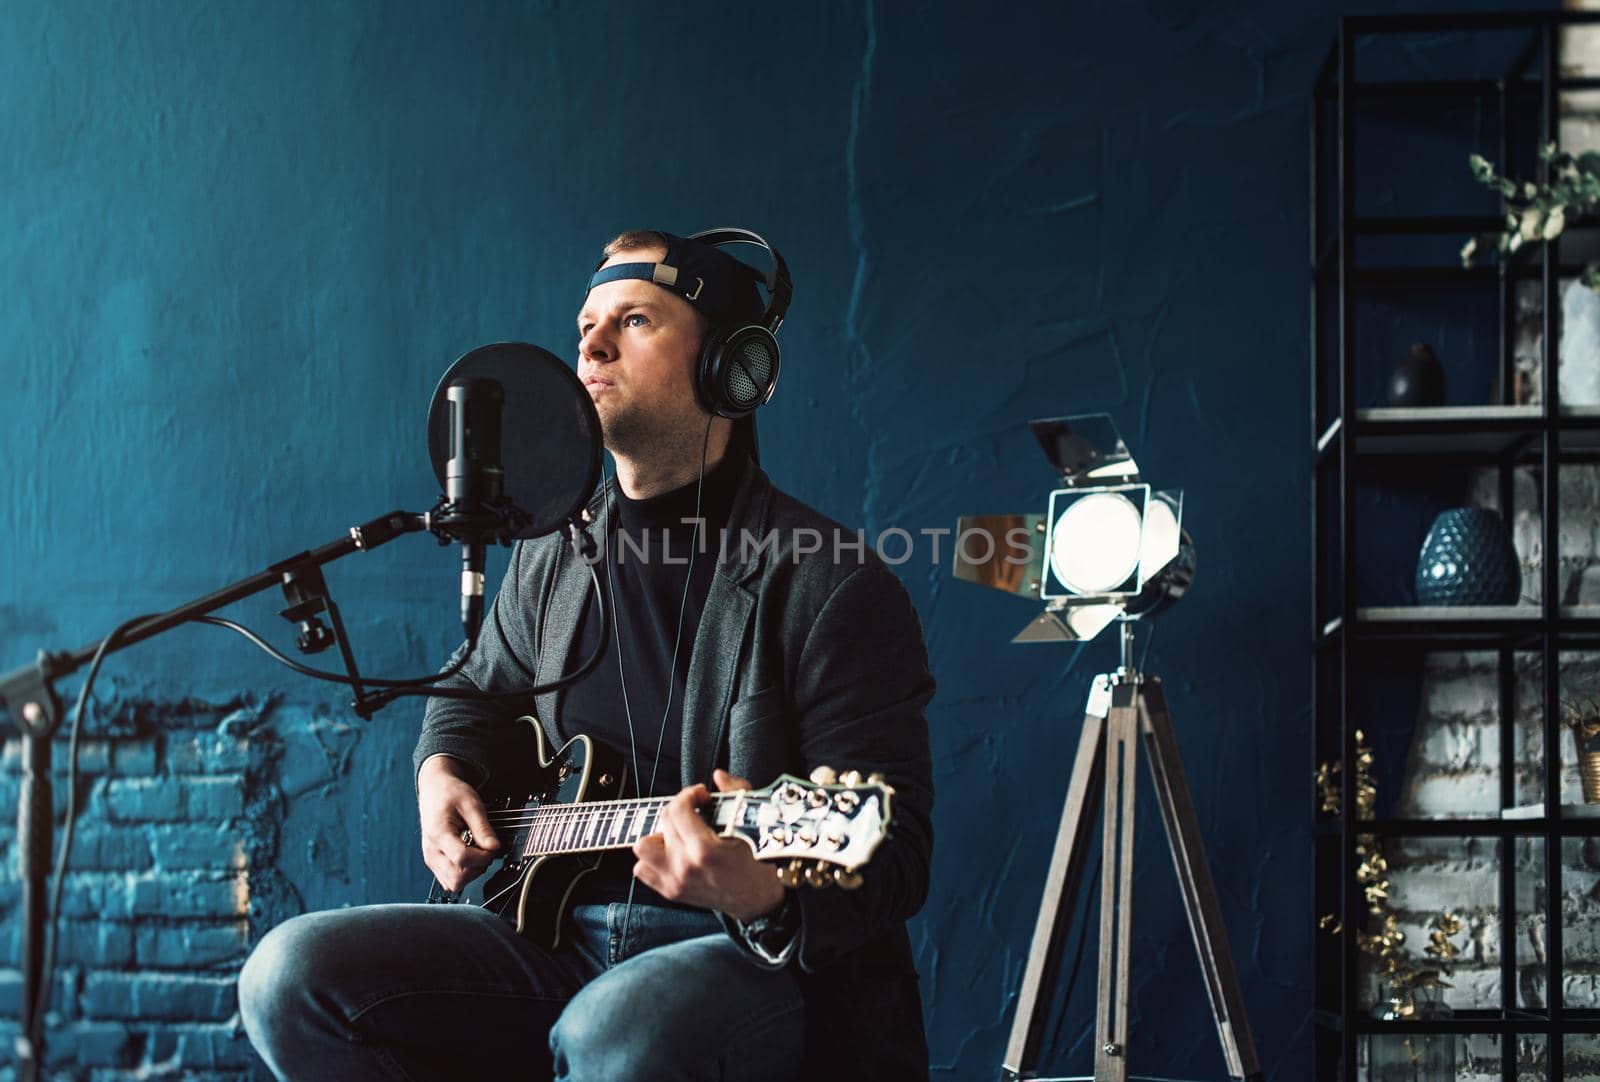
1041, 484, 1149, 601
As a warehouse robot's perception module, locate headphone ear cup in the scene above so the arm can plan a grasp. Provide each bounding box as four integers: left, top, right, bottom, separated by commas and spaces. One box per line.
698, 325, 781, 419
695, 326, 730, 416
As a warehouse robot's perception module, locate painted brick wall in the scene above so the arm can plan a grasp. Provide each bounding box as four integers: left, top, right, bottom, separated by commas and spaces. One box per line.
0, 697, 293, 1077
1372, 527, 1600, 1075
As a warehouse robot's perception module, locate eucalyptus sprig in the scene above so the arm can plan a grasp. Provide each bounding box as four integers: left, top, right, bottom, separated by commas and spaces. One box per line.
1463, 143, 1600, 289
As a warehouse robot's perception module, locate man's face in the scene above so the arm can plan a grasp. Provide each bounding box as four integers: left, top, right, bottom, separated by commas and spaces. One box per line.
577, 246, 708, 455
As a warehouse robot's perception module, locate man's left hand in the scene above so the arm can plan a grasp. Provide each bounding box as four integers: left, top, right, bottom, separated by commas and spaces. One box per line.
632, 768, 786, 922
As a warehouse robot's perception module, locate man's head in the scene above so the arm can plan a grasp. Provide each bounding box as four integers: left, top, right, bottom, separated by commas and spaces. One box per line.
576, 230, 767, 465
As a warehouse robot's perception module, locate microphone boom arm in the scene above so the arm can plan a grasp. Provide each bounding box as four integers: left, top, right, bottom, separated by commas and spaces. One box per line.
0, 507, 429, 1082
0, 508, 427, 722
0, 499, 611, 1081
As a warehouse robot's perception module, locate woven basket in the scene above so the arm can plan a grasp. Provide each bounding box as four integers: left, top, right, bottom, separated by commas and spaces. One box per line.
1573, 718, 1600, 804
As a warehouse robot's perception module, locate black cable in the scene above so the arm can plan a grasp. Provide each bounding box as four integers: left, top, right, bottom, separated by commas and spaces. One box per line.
191, 557, 608, 702
191, 616, 476, 689
1137, 622, 1157, 674
619, 412, 715, 953
31, 612, 155, 1049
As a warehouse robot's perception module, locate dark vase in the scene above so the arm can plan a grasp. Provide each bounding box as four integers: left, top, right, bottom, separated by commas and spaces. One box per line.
1414, 507, 1520, 606
1385, 343, 1447, 408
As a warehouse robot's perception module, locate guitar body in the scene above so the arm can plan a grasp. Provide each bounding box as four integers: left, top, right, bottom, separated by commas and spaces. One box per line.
472, 718, 629, 949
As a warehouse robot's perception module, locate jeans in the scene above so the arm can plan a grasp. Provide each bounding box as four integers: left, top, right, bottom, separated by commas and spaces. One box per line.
237, 902, 805, 1081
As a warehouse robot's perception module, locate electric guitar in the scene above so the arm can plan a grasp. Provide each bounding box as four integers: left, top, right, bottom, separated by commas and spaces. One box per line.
429, 716, 894, 947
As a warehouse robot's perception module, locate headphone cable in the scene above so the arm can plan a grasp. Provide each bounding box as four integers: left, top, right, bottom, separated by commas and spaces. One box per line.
618, 413, 714, 952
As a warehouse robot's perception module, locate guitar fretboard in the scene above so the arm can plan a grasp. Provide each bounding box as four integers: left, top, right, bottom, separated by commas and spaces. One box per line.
483, 794, 747, 860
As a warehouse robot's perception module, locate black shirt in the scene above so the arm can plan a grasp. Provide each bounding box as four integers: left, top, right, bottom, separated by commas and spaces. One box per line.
560, 451, 744, 903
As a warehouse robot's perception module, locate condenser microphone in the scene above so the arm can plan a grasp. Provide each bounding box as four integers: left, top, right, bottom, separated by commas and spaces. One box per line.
425, 342, 604, 642
444, 378, 505, 639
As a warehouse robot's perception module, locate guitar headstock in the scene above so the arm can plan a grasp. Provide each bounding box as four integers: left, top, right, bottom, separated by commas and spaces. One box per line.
722, 766, 893, 892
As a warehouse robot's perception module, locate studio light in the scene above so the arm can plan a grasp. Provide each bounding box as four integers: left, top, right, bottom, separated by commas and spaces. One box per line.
953, 413, 1194, 644
950, 413, 1259, 1082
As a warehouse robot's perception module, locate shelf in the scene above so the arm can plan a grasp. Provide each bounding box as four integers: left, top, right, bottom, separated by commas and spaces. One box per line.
1350, 1012, 1600, 1036
1318, 814, 1600, 837
1317, 1007, 1600, 1035
1349, 606, 1600, 645
1347, 78, 1538, 102
1315, 607, 1600, 648
1313, 221, 1502, 279
1306, 406, 1600, 459
1359, 604, 1538, 622
1564, 406, 1600, 455
1342, 11, 1600, 33
1353, 406, 1540, 457
1501, 801, 1600, 820
1353, 215, 1506, 236
1314, 259, 1600, 286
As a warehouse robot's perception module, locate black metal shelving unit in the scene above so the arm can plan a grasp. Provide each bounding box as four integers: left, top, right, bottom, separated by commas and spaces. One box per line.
1312, 12, 1600, 1080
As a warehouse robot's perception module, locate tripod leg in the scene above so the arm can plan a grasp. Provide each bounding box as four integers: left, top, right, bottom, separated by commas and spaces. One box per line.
1094, 686, 1139, 1082
1136, 679, 1263, 1081
1000, 680, 1110, 1082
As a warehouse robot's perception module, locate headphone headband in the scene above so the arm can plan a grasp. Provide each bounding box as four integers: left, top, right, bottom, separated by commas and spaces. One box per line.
687, 227, 792, 335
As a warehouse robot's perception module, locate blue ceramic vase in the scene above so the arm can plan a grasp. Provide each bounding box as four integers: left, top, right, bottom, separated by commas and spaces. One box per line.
1414, 507, 1521, 606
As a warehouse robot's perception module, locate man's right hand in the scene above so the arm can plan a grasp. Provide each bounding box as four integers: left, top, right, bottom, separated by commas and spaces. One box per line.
418, 754, 502, 893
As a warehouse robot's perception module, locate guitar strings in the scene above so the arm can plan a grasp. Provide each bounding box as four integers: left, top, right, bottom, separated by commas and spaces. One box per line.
476, 797, 742, 834
480, 791, 744, 821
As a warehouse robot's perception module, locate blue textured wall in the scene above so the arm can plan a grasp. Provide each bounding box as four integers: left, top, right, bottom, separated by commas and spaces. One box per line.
0, 1, 1559, 1077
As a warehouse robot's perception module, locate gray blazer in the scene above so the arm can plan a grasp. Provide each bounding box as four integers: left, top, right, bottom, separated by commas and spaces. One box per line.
416, 457, 936, 1077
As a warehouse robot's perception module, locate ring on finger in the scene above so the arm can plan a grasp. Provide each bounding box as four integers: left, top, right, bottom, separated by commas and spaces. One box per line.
460, 828, 474, 848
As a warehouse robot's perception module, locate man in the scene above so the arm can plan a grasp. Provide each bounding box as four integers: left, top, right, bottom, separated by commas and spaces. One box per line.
238, 229, 935, 1080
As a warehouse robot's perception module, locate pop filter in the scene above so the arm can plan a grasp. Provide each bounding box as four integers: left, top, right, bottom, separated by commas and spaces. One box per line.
426, 343, 602, 539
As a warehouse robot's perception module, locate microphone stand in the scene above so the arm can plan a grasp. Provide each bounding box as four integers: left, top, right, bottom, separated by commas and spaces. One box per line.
0, 504, 514, 1081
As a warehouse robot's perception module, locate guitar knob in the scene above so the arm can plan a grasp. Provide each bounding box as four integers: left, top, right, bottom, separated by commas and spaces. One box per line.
796, 824, 818, 847
809, 765, 838, 786
867, 772, 885, 786
840, 769, 863, 787
778, 860, 804, 889
834, 867, 864, 890
805, 861, 833, 889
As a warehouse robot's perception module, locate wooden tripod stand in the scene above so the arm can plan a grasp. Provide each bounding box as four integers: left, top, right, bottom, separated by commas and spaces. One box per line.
1000, 630, 1262, 1082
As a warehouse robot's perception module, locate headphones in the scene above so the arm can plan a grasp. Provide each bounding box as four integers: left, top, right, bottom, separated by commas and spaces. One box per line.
688, 227, 793, 420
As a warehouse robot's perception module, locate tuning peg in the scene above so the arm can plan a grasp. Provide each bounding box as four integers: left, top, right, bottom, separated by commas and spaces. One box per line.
805, 861, 833, 889
839, 769, 863, 788
834, 867, 864, 890
779, 859, 805, 889
867, 772, 885, 786
809, 765, 837, 786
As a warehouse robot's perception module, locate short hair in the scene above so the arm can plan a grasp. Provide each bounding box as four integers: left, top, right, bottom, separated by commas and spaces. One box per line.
602, 229, 669, 259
